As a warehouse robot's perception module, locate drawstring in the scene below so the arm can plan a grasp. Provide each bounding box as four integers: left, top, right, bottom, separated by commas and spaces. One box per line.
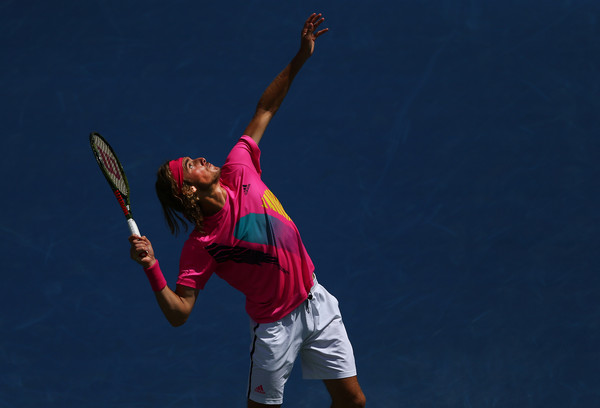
306, 292, 313, 313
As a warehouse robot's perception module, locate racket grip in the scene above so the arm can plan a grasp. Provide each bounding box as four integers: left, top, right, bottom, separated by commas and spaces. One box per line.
127, 218, 141, 236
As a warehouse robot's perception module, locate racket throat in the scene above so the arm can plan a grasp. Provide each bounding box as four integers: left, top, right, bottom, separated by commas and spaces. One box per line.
114, 190, 131, 217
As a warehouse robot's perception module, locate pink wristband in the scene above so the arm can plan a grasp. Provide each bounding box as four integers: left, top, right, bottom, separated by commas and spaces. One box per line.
143, 260, 167, 292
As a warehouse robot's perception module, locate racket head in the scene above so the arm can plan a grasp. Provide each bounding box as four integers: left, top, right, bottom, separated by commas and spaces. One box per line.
89, 132, 132, 207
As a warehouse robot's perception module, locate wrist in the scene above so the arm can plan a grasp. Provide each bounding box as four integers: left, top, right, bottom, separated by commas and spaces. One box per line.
293, 50, 311, 64
143, 259, 167, 292
142, 258, 156, 269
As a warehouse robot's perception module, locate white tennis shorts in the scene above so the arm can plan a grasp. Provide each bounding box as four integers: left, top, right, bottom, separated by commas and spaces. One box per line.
247, 275, 357, 405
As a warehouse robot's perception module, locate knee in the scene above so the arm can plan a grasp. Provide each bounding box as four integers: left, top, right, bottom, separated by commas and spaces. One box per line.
332, 393, 366, 408
353, 393, 367, 408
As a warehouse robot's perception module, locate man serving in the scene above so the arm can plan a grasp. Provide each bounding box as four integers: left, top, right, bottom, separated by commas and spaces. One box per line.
129, 13, 366, 407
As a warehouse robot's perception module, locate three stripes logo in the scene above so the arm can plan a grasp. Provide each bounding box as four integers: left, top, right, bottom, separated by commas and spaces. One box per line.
242, 184, 251, 195
254, 385, 265, 394
261, 189, 291, 221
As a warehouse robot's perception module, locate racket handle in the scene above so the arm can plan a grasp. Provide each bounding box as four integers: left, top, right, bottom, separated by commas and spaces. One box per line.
127, 218, 141, 236
128, 218, 148, 257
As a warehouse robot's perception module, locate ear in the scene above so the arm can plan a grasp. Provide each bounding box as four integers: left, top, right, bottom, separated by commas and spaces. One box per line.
183, 185, 197, 196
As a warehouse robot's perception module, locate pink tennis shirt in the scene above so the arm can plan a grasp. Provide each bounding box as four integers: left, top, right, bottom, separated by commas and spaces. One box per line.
177, 136, 315, 323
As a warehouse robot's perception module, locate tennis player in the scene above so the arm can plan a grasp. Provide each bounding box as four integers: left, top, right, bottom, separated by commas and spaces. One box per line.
129, 13, 365, 407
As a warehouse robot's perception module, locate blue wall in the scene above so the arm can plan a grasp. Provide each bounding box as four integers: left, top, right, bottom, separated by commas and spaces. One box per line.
1, 1, 599, 406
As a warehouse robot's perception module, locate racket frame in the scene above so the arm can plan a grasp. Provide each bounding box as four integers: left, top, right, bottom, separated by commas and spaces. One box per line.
89, 132, 141, 236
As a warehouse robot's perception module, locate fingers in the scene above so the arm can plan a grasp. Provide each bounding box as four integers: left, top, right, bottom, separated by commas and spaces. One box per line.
129, 235, 153, 260
314, 28, 329, 38
304, 12, 327, 35
129, 234, 149, 244
312, 13, 325, 29
306, 12, 324, 26
304, 12, 316, 25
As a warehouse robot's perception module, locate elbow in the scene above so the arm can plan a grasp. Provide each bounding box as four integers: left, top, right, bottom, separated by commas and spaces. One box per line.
168, 315, 188, 327
170, 319, 186, 328
166, 311, 190, 327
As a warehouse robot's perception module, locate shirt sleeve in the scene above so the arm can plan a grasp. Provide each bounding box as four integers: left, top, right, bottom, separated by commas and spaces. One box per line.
177, 238, 217, 290
223, 135, 262, 176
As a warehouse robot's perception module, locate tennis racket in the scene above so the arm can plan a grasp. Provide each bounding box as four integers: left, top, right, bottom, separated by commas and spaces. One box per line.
89, 132, 142, 237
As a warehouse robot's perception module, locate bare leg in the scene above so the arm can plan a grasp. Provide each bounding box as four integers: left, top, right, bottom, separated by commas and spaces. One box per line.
248, 399, 281, 408
324, 376, 366, 408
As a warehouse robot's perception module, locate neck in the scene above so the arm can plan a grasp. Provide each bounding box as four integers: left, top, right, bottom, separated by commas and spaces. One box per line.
198, 182, 227, 216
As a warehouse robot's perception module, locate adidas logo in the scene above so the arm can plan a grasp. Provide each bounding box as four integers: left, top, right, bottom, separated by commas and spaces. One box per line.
254, 385, 265, 394
242, 184, 251, 195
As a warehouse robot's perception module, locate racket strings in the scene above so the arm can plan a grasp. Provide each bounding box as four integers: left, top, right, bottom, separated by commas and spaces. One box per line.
92, 136, 129, 195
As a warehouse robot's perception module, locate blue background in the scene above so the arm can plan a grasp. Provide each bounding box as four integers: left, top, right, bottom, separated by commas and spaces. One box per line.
1, 1, 599, 407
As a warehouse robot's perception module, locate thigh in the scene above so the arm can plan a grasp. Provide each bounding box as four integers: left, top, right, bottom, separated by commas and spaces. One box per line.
300, 283, 357, 380
301, 315, 357, 379
247, 314, 302, 405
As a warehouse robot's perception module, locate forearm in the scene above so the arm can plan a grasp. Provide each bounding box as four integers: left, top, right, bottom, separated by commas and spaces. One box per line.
243, 53, 310, 144
143, 260, 194, 327
244, 14, 327, 144
254, 52, 309, 115
153, 286, 192, 327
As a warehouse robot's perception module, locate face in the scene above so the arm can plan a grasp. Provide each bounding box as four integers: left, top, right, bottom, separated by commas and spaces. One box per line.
182, 157, 221, 191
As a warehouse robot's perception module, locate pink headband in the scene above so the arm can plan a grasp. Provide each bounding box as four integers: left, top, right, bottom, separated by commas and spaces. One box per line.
168, 157, 184, 194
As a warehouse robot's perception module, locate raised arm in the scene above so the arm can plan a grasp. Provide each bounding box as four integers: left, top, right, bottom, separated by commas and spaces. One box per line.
244, 13, 329, 145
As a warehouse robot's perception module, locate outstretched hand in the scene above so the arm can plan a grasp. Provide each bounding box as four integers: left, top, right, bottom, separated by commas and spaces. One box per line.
299, 13, 329, 59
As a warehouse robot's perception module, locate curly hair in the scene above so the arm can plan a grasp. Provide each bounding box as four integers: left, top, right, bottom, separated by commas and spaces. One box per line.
155, 161, 204, 235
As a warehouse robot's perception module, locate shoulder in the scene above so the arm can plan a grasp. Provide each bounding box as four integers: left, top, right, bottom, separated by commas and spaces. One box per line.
181, 233, 207, 254
180, 233, 216, 266
223, 136, 262, 175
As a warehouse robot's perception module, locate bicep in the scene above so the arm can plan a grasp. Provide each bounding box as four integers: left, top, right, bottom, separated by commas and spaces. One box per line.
243, 109, 273, 145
